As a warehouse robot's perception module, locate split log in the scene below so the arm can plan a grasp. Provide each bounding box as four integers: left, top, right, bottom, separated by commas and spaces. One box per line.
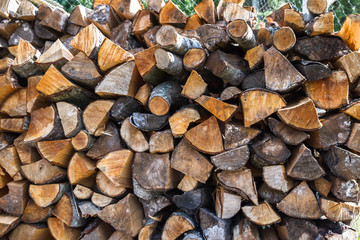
91, 192, 115, 208
133, 152, 181, 191
215, 187, 241, 219
0, 165, 11, 189
171, 138, 212, 183
97, 149, 133, 188
276, 217, 318, 240
323, 146, 360, 180
169, 105, 201, 138
277, 97, 322, 131
26, 75, 49, 113
0, 215, 20, 237
264, 46, 305, 93
220, 86, 241, 101
83, 100, 113, 136
78, 201, 101, 218
149, 130, 174, 153
263, 165, 294, 193
34, 20, 59, 41
36, 139, 75, 167
216, 0, 244, 20
284, 9, 305, 34
313, 177, 332, 197
68, 152, 96, 185
199, 208, 231, 240
244, 44, 265, 70
286, 144, 325, 181
68, 5, 91, 27
0, 20, 19, 40
0, 0, 19, 19
36, 65, 98, 107
141, 194, 172, 218
258, 183, 287, 205
96, 171, 126, 197
139, 219, 158, 240
88, 5, 120, 38
162, 212, 195, 240
87, 122, 123, 159
70, 23, 105, 59
178, 175, 199, 192
143, 25, 161, 47
21, 199, 53, 223
335, 52, 360, 83
110, 97, 144, 124
294, 35, 351, 61
210, 146, 249, 171
222, 4, 256, 25
342, 100, 360, 121
194, 0, 216, 24
240, 89, 286, 127
0, 88, 26, 117
14, 133, 39, 165
292, 60, 332, 82
184, 14, 203, 31
111, 20, 142, 51
0, 146, 22, 180
173, 188, 210, 215
266, 3, 292, 27
132, 9, 156, 41
158, 0, 188, 27
0, 117, 29, 133
13, 0, 37, 21
217, 168, 258, 205
120, 118, 149, 152
74, 185, 93, 200
0, 180, 28, 216
277, 181, 322, 219
9, 22, 43, 47
345, 123, 360, 154
233, 218, 260, 240
47, 217, 81, 240
71, 130, 94, 151
0, 57, 13, 73
306, 12, 334, 36
98, 193, 144, 237
242, 201, 281, 226
308, 113, 351, 149
183, 48, 206, 71
29, 183, 70, 207
111, 0, 143, 20
24, 105, 64, 143
319, 198, 360, 222
21, 159, 67, 184
134, 46, 165, 85
331, 178, 359, 202
0, 69, 19, 105
205, 50, 247, 86
12, 38, 41, 78
337, 14, 360, 51
52, 192, 86, 227
197, 24, 231, 52
135, 84, 151, 106
61, 51, 102, 89
155, 48, 187, 83
40, 8, 69, 33
56, 102, 83, 138
224, 121, 261, 150
195, 95, 237, 122
267, 117, 309, 145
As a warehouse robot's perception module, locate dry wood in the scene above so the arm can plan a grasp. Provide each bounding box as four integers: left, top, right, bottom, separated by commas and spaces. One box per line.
276, 217, 318, 240
71, 130, 94, 151
331, 178, 359, 202
293, 60, 332, 82
273, 27, 296, 53
36, 65, 97, 107
305, 70, 349, 110
240, 89, 286, 127
244, 44, 265, 70
193, 0, 215, 24
0, 165, 11, 189
258, 183, 287, 205
88, 5, 120, 38
159, 0, 188, 27
34, 20, 59, 41
242, 201, 281, 226
26, 75, 49, 113
52, 192, 86, 227
183, 48, 206, 71
91, 192, 115, 208
98, 193, 144, 237
40, 8, 69, 33
195, 95, 237, 122
0, 215, 20, 237
135, 84, 151, 106
199, 208, 231, 240
222, 4, 256, 25
266, 3, 292, 27
143, 25, 160, 48
0, 0, 19, 19
233, 218, 260, 240
111, 20, 142, 51
132, 9, 156, 39
335, 52, 360, 83
56, 102, 82, 138
0, 117, 29, 133
263, 165, 294, 193
36, 139, 75, 167
0, 146, 22, 180
224, 121, 261, 150
0, 20, 19, 40
120, 117, 149, 152
21, 199, 53, 223
220, 86, 241, 101
178, 175, 199, 192
78, 201, 101, 218
313, 177, 332, 197
162, 212, 195, 240
149, 129, 174, 154
96, 171, 126, 197
155, 48, 187, 82
267, 117, 309, 145
342, 100, 360, 120
277, 97, 322, 131
81, 220, 114, 239
169, 106, 201, 138
141, 194, 173, 218
146, 0, 164, 14
12, 38, 41, 78
172, 188, 210, 215
47, 217, 81, 240
13, 0, 37, 21
61, 51, 102, 89
217, 168, 258, 205
0, 57, 13, 73
69, 5, 91, 27
13, 133, 39, 165
111, 0, 143, 20
215, 187, 241, 219
70, 23, 105, 59
73, 184, 93, 200
196, 24, 231, 52
0, 88, 26, 117
68, 152, 96, 185
307, 0, 335, 15
0, 180, 28, 216
284, 9, 305, 34
211, 145, 249, 171
227, 19, 257, 52
29, 183, 70, 207
9, 21, 43, 47
319, 198, 360, 222
306, 12, 334, 36
345, 123, 360, 154
216, 0, 244, 20
110, 96, 144, 124
83, 100, 113, 136
139, 219, 157, 240
21, 159, 66, 184
337, 14, 360, 51
184, 14, 203, 30
277, 181, 321, 219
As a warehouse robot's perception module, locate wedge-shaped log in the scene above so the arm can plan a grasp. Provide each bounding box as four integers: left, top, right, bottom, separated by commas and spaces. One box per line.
264, 47, 305, 93
36, 139, 75, 168
276, 217, 319, 240
171, 138, 213, 183
323, 146, 360, 180
52, 192, 86, 227
13, 0, 37, 21
14, 133, 39, 165
244, 44, 265, 70
306, 12, 334, 36
346, 123, 360, 154
36, 65, 97, 107
335, 52, 360, 84
211, 146, 249, 171
337, 14, 360, 51
56, 102, 83, 138
195, 95, 237, 122
35, 39, 73, 71
293, 60, 332, 82
277, 181, 321, 219
47, 217, 81, 240
0, 215, 20, 237
88, 5, 120, 38
320, 198, 360, 222
284, 9, 305, 34
133, 152, 181, 191
70, 23, 105, 59
169, 106, 201, 138
96, 171, 126, 198
9, 21, 43, 47
98, 38, 134, 72
120, 118, 149, 152
266, 2, 291, 27
224, 121, 261, 150
9, 223, 52, 240
178, 175, 199, 192
21, 199, 52, 223
305, 70, 349, 110
73, 184, 93, 200
95, 61, 143, 98
97, 150, 133, 188
223, 4, 256, 25
242, 201, 281, 226
149, 129, 174, 153
215, 187, 241, 219
12, 38, 41, 78
29, 183, 70, 207
111, 0, 143, 20
24, 105, 64, 143
258, 183, 287, 205
98, 193, 144, 237
162, 212, 195, 240
199, 208, 231, 240
0, 180, 28, 216
308, 113, 351, 149
83, 100, 113, 136
185, 116, 224, 155
92, 192, 115, 208
0, 88, 26, 117
68, 5, 91, 27
217, 168, 258, 205
342, 100, 360, 121
263, 165, 294, 193
156, 25, 201, 55
267, 117, 309, 145
277, 97, 322, 131
40, 8, 69, 33
0, 0, 19, 19
132, 9, 156, 39
194, 0, 216, 24
21, 159, 66, 184
240, 89, 286, 127
159, 1, 188, 27
61, 52, 102, 89
0, 146, 22, 180
68, 152, 96, 185
332, 178, 359, 202
181, 71, 207, 100
0, 69, 19, 105
26, 75, 49, 113
0, 117, 29, 133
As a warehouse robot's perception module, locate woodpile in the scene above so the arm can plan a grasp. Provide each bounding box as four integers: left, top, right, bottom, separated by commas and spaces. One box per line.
0, 0, 359, 239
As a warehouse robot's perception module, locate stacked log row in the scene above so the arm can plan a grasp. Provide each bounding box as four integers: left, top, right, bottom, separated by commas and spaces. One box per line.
0, 0, 359, 239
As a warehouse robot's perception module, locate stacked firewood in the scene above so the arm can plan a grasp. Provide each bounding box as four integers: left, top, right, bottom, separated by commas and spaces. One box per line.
0, 0, 360, 238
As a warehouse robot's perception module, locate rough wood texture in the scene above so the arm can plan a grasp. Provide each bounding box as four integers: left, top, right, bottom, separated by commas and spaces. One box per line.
337, 13, 360, 51
83, 100, 113, 136
21, 159, 66, 184
29, 183, 69, 207
159, 1, 188, 27
195, 95, 237, 122
242, 201, 281, 226
36, 139, 75, 167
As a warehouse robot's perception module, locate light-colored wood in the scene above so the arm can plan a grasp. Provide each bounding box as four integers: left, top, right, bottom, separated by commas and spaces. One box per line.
52, 193, 85, 227
240, 89, 286, 127
0, 215, 20, 237
56, 101, 82, 138
132, 9, 156, 38
96, 171, 126, 197
0, 166, 11, 189
0, 146, 22, 180
134, 46, 164, 85
149, 129, 174, 154
68, 152, 96, 185
216, 0, 244, 20
0, 0, 19, 19
306, 12, 334, 36
71, 130, 94, 151
169, 106, 201, 138
337, 14, 360, 51
343, 100, 360, 120
73, 184, 93, 200
215, 187, 241, 219
26, 75, 49, 113
36, 39, 73, 71
266, 2, 292, 27
277, 97, 322, 131
313, 177, 332, 197
194, 0, 216, 24
0, 88, 26, 117
159, 0, 188, 27
120, 118, 149, 152
223, 4, 256, 24
195, 95, 238, 122
12, 38, 41, 78
91, 192, 115, 208
273, 27, 296, 53
9, 223, 52, 240
36, 139, 75, 167
162, 212, 195, 240
320, 198, 360, 222
21, 159, 66, 184
177, 175, 198, 192
284, 9, 305, 34
244, 44, 265, 70
47, 217, 81, 240
21, 199, 53, 223
40, 8, 69, 33
13, 0, 37, 21
183, 48, 206, 71
0, 69, 19, 105
83, 100, 114, 136
14, 133, 39, 165
263, 165, 295, 193
155, 48, 187, 81
184, 14, 203, 30
242, 201, 281, 226
0, 180, 28, 216
227, 19, 256, 51
29, 183, 70, 207
68, 5, 90, 27
111, 0, 143, 20
307, 0, 335, 15
335, 52, 360, 83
